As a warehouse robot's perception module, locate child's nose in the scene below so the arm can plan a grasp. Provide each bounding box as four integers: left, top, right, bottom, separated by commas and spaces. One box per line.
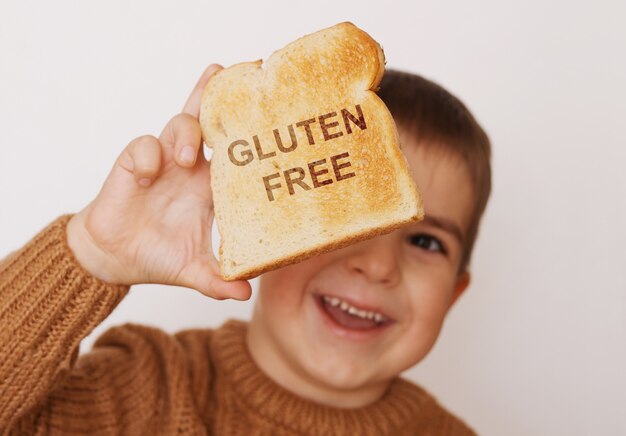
345, 235, 401, 287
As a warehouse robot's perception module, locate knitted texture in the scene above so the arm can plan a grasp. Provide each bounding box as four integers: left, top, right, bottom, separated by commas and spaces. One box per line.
0, 215, 476, 435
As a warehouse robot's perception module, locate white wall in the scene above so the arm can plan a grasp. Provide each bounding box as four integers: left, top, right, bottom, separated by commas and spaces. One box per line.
1, 1, 624, 434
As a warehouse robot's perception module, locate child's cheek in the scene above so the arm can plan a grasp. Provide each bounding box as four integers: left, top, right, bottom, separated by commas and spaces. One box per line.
258, 270, 309, 318
259, 284, 300, 316
412, 278, 457, 326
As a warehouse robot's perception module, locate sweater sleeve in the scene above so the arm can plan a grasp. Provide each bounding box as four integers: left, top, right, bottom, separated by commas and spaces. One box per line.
0, 214, 130, 430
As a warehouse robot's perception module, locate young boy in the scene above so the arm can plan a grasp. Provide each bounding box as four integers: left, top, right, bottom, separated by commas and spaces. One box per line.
0, 64, 491, 435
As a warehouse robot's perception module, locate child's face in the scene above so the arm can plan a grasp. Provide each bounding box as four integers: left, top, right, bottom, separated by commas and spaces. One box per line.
248, 131, 475, 406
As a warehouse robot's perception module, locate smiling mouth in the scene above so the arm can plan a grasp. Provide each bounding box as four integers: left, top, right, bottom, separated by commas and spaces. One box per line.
315, 294, 394, 331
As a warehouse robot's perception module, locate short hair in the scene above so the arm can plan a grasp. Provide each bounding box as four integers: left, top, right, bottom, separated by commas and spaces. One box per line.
377, 69, 492, 272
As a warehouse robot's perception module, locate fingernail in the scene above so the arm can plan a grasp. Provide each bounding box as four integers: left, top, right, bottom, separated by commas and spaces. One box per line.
138, 178, 151, 187
180, 145, 195, 164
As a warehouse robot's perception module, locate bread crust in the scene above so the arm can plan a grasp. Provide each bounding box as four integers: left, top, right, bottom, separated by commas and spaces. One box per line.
200, 22, 424, 281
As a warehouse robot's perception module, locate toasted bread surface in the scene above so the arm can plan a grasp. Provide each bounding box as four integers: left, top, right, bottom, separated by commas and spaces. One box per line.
200, 22, 423, 280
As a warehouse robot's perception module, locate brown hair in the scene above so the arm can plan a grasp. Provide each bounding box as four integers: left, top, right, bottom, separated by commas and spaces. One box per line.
377, 69, 492, 272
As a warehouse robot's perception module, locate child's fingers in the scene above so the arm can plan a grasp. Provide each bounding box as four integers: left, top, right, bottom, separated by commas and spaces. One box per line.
176, 257, 252, 301
182, 64, 223, 118
159, 113, 203, 168
124, 135, 163, 187
203, 276, 253, 302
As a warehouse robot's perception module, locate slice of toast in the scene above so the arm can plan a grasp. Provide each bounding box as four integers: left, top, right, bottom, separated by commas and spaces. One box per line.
199, 22, 423, 280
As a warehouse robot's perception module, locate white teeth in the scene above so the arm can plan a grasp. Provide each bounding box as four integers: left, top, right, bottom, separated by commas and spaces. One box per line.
321, 295, 387, 323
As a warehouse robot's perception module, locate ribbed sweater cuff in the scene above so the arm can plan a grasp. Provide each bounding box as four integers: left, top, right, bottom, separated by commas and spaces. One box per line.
0, 214, 130, 425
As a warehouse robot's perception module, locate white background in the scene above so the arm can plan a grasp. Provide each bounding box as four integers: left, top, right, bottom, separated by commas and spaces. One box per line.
1, 1, 625, 434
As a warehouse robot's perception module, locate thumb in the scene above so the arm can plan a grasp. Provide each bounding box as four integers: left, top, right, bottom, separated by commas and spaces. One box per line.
176, 256, 252, 301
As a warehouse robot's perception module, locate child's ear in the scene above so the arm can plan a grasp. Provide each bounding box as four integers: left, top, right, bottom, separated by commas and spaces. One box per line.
448, 271, 471, 310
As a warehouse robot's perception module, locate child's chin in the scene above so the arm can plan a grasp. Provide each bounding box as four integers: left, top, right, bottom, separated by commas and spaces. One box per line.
300, 354, 384, 391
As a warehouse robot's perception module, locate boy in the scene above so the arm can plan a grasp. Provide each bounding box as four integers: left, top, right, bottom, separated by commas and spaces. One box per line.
0, 64, 491, 434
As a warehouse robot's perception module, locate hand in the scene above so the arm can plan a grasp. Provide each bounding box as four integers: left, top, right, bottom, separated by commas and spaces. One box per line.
67, 64, 252, 301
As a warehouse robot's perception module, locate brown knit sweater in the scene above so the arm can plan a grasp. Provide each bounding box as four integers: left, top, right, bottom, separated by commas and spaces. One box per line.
0, 214, 476, 435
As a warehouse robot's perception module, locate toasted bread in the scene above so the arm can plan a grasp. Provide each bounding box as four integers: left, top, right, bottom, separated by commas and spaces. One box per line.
199, 22, 423, 280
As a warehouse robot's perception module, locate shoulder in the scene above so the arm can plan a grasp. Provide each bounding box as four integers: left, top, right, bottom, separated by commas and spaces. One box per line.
395, 377, 477, 435
82, 322, 218, 409
22, 323, 220, 433
82, 322, 215, 378
92, 321, 214, 355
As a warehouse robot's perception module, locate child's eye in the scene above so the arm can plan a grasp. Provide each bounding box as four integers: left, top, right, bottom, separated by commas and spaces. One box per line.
407, 233, 446, 254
